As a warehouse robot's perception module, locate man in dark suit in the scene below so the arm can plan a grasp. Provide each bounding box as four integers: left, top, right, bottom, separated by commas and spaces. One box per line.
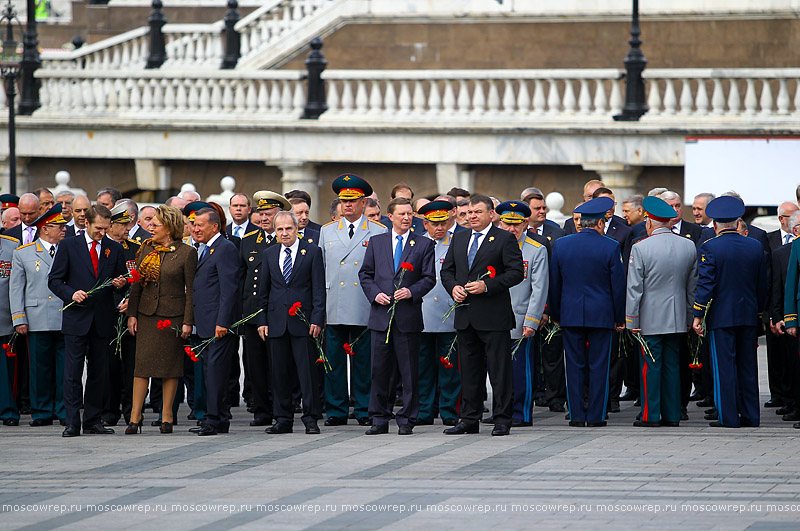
288, 197, 321, 244
48, 205, 128, 437
769, 212, 800, 424
257, 211, 326, 435
550, 197, 626, 427
359, 198, 435, 435
189, 208, 240, 436
285, 190, 322, 232
440, 195, 524, 436
6, 193, 39, 246
226, 193, 256, 248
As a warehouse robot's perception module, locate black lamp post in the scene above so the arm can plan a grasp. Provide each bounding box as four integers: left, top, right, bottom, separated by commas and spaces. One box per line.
614, 0, 648, 121
18, 0, 39, 115
0, 0, 21, 195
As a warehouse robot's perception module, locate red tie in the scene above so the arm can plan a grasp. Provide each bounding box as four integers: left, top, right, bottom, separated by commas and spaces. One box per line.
90, 240, 99, 277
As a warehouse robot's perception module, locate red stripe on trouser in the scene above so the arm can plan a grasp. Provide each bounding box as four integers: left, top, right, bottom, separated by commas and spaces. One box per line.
640, 345, 648, 422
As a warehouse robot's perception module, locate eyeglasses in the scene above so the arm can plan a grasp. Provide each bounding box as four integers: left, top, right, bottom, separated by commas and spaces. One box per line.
151, 223, 164, 228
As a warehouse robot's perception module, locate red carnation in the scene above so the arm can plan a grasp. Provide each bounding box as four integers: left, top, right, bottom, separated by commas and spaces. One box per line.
289, 306, 298, 316
401, 262, 413, 271
696, 362, 703, 369
2, 343, 9, 351
184, 346, 193, 355
6, 350, 15, 358
487, 266, 496, 278
162, 319, 172, 328
344, 343, 354, 356
315, 358, 324, 364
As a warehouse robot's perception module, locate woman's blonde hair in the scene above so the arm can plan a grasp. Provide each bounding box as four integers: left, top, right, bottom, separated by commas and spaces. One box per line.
156, 204, 185, 241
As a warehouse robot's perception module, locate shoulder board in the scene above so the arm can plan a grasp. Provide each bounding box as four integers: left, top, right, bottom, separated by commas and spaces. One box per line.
525, 237, 542, 248
0, 234, 20, 243
368, 220, 386, 228
16, 241, 35, 249
322, 220, 338, 227
126, 238, 141, 246
243, 229, 260, 238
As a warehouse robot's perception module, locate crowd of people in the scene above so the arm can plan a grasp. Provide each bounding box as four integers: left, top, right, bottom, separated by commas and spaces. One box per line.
0, 175, 794, 437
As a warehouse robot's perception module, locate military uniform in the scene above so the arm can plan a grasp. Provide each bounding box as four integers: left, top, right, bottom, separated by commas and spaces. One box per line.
10, 238, 66, 424
626, 197, 698, 426
695, 196, 767, 428
0, 234, 20, 424
319, 174, 387, 424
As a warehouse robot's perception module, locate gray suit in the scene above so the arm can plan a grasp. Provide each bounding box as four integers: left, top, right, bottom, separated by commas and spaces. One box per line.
10, 239, 64, 331
0, 234, 17, 420
422, 231, 456, 334
510, 235, 549, 340
626, 227, 698, 334
0, 236, 18, 336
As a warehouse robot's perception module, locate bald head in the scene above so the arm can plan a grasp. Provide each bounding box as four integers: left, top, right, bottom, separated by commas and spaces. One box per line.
179, 191, 201, 202
2, 207, 20, 230
779, 201, 800, 233
165, 196, 188, 210
18, 193, 39, 226
72, 195, 90, 229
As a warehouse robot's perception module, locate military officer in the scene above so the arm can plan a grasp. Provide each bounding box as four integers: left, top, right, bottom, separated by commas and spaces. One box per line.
694, 196, 767, 428
0, 227, 19, 425
239, 191, 290, 427
417, 201, 461, 426
626, 197, 698, 427
549, 197, 626, 427
496, 201, 549, 427
10, 205, 67, 426
319, 174, 387, 426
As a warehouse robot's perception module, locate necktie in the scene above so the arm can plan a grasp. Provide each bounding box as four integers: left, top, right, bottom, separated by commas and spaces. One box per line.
199, 245, 209, 262
49, 246, 55, 258
348, 224, 355, 239
90, 240, 99, 276
234, 226, 242, 238
194, 242, 200, 249
282, 247, 292, 284
394, 235, 403, 272
785, 234, 792, 245
25, 226, 34, 245
267, 234, 274, 245
467, 232, 482, 269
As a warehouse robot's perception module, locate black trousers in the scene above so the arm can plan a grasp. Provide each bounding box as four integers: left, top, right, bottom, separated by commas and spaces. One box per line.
678, 333, 691, 408
227, 334, 242, 406
458, 326, 512, 428
244, 323, 272, 421
103, 333, 135, 424
607, 330, 624, 402
270, 333, 321, 425
202, 333, 235, 429
535, 329, 566, 406
63, 322, 110, 428
369, 329, 419, 427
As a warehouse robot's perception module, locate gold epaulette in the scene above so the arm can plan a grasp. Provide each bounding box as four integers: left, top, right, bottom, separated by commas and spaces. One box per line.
16, 241, 35, 249
322, 220, 338, 227
1, 234, 20, 243
243, 229, 260, 238
369, 219, 386, 229
126, 238, 141, 246
525, 237, 542, 248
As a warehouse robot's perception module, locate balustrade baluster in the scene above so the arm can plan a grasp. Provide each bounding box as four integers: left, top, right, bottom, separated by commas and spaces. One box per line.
577, 79, 591, 115
562, 79, 576, 113
199, 80, 212, 111
609, 78, 623, 115
245, 81, 257, 112
412, 81, 426, 113
234, 80, 246, 111
120, 43, 131, 68
94, 79, 106, 111
211, 80, 223, 111
678, 79, 693, 114
727, 79, 741, 115
340, 80, 354, 112
355, 80, 368, 113
257, 80, 270, 112
644, 79, 660, 115
141, 79, 153, 111
281, 80, 293, 112
116, 79, 128, 110
456, 80, 470, 113
546, 79, 560, 114
398, 80, 411, 114
428, 81, 442, 115
532, 79, 545, 115
223, 79, 235, 111
384, 81, 397, 114
175, 80, 188, 111
441, 80, 455, 114
759, 79, 774, 115
743, 79, 757, 115
793, 79, 800, 115
60, 79, 72, 109
662, 79, 676, 115
153, 80, 165, 111
710, 79, 725, 115
293, 81, 305, 114
47, 79, 59, 109
327, 80, 339, 112
472, 80, 485, 115
188, 79, 200, 111
516, 79, 530, 114
106, 79, 117, 110
695, 79, 709, 116
240, 28, 251, 55
163, 79, 175, 111
486, 80, 500, 113
368, 81, 382, 114
129, 80, 141, 111
777, 78, 790, 115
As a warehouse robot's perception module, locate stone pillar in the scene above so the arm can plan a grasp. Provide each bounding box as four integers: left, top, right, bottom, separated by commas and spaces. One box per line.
436, 163, 474, 195
134, 159, 170, 191
582, 163, 643, 214
277, 162, 320, 221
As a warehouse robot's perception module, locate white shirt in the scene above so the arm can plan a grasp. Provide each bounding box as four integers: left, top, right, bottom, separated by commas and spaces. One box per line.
84, 230, 100, 259
231, 222, 248, 239
127, 225, 139, 239
603, 217, 611, 234
278, 238, 300, 272
467, 223, 492, 258
672, 219, 683, 234
391, 229, 410, 261
39, 239, 56, 256
203, 232, 221, 253
66, 218, 75, 228
781, 229, 793, 245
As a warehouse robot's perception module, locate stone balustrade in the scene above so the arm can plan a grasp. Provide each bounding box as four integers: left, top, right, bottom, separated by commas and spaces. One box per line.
40, 27, 151, 70
236, 0, 335, 58
24, 68, 800, 127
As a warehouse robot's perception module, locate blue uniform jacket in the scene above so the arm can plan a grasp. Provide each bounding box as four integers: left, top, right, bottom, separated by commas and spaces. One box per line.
694, 229, 767, 329
549, 229, 626, 328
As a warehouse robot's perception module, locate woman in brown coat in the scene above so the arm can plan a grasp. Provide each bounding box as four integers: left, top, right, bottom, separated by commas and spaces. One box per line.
126, 205, 197, 434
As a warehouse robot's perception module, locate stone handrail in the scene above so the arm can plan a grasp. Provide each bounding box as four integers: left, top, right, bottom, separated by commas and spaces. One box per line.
163, 23, 225, 68
24, 68, 800, 126
40, 27, 151, 70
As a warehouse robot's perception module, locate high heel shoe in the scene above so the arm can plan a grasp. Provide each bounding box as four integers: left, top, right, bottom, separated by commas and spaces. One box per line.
125, 417, 143, 435
159, 421, 173, 434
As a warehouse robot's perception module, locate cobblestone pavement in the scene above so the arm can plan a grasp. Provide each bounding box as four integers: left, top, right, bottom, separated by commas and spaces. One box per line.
1, 340, 799, 530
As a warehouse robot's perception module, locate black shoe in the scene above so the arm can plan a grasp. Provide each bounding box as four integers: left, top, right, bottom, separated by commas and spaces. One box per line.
398, 424, 413, 435
636, 413, 641, 421
83, 424, 114, 434
511, 419, 532, 427
565, 413, 570, 420
442, 418, 458, 426
782, 411, 800, 422
62, 425, 80, 437
59, 418, 67, 426
680, 408, 689, 421
217, 423, 230, 434
697, 398, 714, 408
19, 405, 30, 415
705, 408, 717, 415
189, 424, 205, 433
776, 406, 794, 416
608, 401, 620, 413
2, 418, 18, 426
480, 416, 495, 424
709, 421, 736, 428
633, 398, 641, 407
587, 421, 607, 427
568, 421, 586, 427
197, 424, 218, 436
151, 420, 162, 427
125, 421, 142, 434
443, 422, 478, 435
415, 418, 434, 426
619, 392, 638, 401
491, 424, 510, 436
101, 418, 119, 427
483, 406, 489, 413
29, 418, 53, 427
704, 412, 718, 420
246, 407, 256, 414
305, 421, 320, 435
633, 420, 660, 427
659, 420, 680, 427
187, 412, 196, 420
250, 418, 273, 427
793, 422, 800, 429
548, 403, 566, 413
365, 424, 388, 435
765, 398, 782, 408
159, 421, 173, 434
265, 423, 293, 434
348, 412, 356, 419
324, 417, 347, 426
356, 417, 372, 426
688, 392, 701, 402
